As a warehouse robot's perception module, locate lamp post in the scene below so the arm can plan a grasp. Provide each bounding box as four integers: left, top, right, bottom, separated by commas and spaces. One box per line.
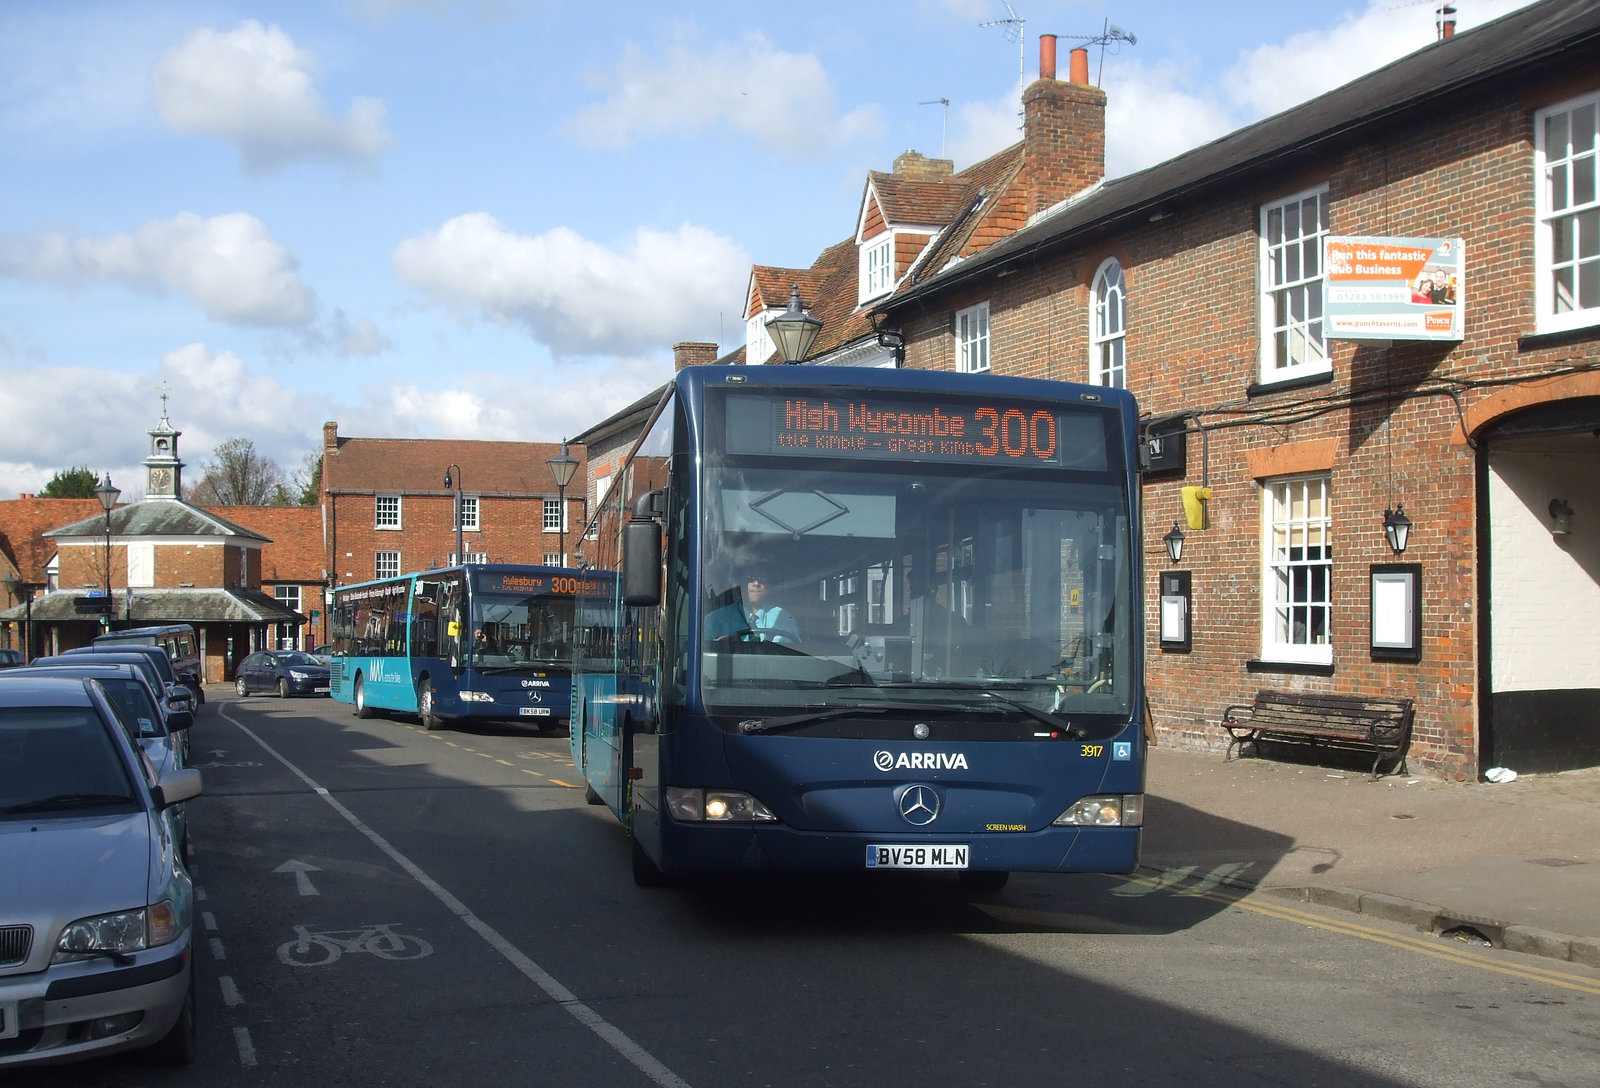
1163, 521, 1186, 565
765, 284, 823, 364
443, 464, 464, 566
94, 473, 120, 629
545, 442, 579, 565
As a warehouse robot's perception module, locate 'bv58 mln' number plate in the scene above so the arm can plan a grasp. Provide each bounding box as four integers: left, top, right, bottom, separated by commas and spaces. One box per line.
865, 844, 969, 869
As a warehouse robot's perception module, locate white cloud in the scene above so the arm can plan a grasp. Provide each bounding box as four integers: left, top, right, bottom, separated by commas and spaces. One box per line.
1104, 62, 1238, 177
945, 97, 1022, 171
393, 213, 749, 357
0, 212, 317, 327
151, 20, 390, 173
563, 31, 883, 154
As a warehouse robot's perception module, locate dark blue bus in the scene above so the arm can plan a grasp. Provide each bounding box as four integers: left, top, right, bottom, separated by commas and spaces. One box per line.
330, 564, 605, 731
570, 365, 1145, 888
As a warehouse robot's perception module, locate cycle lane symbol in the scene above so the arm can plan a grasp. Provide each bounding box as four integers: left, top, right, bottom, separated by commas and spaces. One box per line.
277, 923, 434, 967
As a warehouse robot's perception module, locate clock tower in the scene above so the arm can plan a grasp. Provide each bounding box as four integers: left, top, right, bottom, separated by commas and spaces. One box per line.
145, 394, 184, 499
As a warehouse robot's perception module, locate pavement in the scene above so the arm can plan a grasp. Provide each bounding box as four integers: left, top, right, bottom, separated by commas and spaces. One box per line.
1140, 744, 1600, 968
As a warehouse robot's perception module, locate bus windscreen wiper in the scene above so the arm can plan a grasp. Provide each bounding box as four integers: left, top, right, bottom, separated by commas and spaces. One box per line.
877, 682, 1083, 737
738, 706, 891, 734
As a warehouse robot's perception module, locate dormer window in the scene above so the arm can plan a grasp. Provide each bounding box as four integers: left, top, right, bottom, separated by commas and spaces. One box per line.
860, 234, 894, 302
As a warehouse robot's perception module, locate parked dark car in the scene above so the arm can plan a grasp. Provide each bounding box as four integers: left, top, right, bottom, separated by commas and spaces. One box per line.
0, 648, 23, 668
235, 650, 331, 698
92, 625, 203, 703
0, 675, 202, 1068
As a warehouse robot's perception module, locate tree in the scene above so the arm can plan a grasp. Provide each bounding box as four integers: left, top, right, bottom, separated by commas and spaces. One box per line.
291, 452, 322, 506
186, 438, 286, 506
40, 465, 102, 498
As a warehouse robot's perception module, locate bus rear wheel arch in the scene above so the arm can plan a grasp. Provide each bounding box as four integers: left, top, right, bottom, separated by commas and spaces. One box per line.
354, 674, 376, 718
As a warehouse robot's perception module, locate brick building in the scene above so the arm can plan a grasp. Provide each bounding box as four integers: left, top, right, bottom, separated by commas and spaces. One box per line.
0, 406, 304, 682
864, 3, 1600, 776
317, 422, 587, 642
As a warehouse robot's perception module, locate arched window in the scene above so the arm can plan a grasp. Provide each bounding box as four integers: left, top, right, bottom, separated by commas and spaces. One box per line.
1090, 259, 1126, 388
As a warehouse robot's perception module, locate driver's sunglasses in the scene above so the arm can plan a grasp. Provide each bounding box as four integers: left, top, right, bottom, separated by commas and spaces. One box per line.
746, 576, 765, 585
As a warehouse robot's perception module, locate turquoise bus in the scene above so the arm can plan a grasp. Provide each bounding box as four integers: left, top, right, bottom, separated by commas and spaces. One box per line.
330, 564, 607, 731
571, 365, 1145, 887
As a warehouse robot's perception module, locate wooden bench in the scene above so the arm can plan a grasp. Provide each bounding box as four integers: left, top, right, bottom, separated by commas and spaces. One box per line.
1221, 690, 1414, 779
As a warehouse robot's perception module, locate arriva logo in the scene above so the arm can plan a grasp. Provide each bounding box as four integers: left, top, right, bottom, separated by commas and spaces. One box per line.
520, 679, 552, 688
873, 750, 969, 772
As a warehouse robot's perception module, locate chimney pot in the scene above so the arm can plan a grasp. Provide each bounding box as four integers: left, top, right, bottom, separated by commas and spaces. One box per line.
1039, 34, 1057, 81
1437, 4, 1456, 39
1069, 47, 1090, 86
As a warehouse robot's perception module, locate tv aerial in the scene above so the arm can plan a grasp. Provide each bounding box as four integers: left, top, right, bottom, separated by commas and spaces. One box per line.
919, 98, 950, 157
980, 3, 1026, 129
1063, 20, 1137, 85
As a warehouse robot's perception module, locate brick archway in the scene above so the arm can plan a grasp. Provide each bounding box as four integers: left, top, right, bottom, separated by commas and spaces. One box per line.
1454, 372, 1600, 444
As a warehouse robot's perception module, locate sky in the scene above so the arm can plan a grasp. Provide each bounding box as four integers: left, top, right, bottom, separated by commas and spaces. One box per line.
0, 0, 1539, 500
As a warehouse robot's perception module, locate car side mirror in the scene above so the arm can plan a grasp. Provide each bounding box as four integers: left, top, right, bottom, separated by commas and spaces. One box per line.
165, 708, 195, 732
155, 767, 203, 807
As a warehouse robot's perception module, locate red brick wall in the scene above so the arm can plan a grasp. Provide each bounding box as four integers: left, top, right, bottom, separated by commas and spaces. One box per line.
327, 492, 576, 584
898, 83, 1600, 780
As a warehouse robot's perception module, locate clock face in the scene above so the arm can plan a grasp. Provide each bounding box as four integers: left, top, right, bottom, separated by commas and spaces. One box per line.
151, 468, 172, 490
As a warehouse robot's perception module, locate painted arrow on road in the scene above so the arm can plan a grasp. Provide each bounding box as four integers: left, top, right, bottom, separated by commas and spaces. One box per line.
275, 859, 323, 896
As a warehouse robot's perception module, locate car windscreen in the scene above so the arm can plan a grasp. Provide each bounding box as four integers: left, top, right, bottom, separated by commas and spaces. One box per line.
96, 678, 166, 739
0, 707, 136, 815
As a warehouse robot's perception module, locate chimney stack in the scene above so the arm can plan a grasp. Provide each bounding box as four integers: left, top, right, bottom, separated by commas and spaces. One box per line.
673, 342, 719, 371
1021, 36, 1106, 219
1436, 4, 1456, 39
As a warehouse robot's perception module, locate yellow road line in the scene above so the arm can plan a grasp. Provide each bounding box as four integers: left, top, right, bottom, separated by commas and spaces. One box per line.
1124, 872, 1600, 996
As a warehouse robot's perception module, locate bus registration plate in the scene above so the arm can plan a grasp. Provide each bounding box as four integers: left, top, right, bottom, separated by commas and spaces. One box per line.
518, 707, 553, 717
865, 844, 968, 870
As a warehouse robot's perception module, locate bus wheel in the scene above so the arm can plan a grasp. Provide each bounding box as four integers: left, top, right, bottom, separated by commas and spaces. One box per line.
354, 676, 375, 718
631, 837, 668, 888
419, 681, 442, 731
959, 870, 1010, 892
585, 782, 604, 805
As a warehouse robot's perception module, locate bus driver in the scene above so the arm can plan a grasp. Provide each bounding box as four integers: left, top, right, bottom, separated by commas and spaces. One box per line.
706, 573, 801, 645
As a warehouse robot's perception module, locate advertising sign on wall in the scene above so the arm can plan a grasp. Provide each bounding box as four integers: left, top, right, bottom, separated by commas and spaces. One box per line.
1324, 236, 1464, 341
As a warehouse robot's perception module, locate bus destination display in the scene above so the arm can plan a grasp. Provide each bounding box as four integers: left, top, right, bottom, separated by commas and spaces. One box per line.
477, 570, 610, 597
724, 393, 1108, 469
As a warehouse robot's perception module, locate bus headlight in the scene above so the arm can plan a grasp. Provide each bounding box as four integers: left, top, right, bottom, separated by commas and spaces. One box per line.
1052, 794, 1144, 827
459, 690, 495, 703
665, 787, 777, 823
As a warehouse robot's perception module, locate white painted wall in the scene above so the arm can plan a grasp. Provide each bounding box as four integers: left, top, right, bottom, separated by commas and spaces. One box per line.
1488, 438, 1600, 691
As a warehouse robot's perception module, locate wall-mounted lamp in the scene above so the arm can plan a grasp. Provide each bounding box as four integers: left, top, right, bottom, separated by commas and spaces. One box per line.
1549, 498, 1574, 536
765, 284, 823, 364
1163, 521, 1185, 565
1383, 503, 1412, 555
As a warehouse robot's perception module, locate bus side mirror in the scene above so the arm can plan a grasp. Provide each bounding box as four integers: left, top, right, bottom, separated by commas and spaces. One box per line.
623, 519, 662, 606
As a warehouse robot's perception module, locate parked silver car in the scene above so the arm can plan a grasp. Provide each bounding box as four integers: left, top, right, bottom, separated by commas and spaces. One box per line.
1, 663, 195, 860
0, 675, 202, 1067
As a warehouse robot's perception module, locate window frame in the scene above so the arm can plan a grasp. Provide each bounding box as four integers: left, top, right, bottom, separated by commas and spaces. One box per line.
456, 495, 479, 533
375, 494, 402, 530
955, 302, 991, 374
1258, 185, 1331, 385
273, 584, 302, 650
543, 498, 562, 533
375, 550, 401, 580
1260, 473, 1334, 666
1090, 257, 1127, 388
1534, 89, 1600, 334
860, 233, 895, 302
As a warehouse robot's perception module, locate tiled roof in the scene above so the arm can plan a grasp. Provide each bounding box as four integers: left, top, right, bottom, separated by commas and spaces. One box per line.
0, 498, 119, 583
324, 436, 586, 496
886, 0, 1600, 308
866, 173, 972, 227
208, 505, 324, 583
2, 587, 304, 624
47, 499, 270, 542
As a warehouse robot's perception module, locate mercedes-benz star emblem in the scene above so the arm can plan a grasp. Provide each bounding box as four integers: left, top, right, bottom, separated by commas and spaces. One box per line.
897, 784, 939, 826
527, 691, 541, 703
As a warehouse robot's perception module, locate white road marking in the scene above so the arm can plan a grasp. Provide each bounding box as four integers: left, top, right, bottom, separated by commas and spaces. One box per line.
234, 1026, 257, 1067
209, 937, 226, 961
222, 707, 694, 1088
219, 975, 243, 1006
275, 859, 322, 896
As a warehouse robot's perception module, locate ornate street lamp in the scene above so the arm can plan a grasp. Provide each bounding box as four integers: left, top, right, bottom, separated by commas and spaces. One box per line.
443, 464, 464, 566
545, 442, 579, 565
94, 473, 120, 629
765, 284, 823, 364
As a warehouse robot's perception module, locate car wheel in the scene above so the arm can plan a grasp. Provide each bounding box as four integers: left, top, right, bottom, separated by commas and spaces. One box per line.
235, 676, 248, 697
277, 678, 290, 699
419, 680, 443, 731
142, 965, 197, 1066
354, 676, 375, 718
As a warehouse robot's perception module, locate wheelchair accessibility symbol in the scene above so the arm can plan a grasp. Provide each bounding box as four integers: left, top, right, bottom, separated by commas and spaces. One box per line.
1112, 741, 1132, 761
